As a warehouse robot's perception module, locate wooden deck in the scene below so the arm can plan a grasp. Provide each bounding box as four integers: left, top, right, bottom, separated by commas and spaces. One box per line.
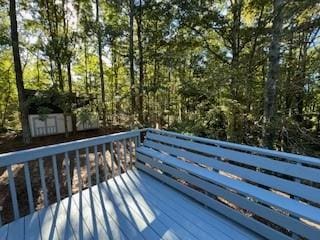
0, 169, 262, 240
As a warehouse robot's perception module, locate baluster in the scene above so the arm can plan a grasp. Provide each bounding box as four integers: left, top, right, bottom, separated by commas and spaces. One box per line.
85, 147, 92, 187
64, 152, 72, 197
39, 158, 48, 207
117, 141, 121, 175
94, 145, 100, 184
137, 133, 141, 147
123, 139, 127, 171
110, 142, 114, 178
52, 155, 61, 202
7, 165, 19, 219
129, 138, 133, 169
24, 162, 34, 213
102, 144, 108, 180
75, 150, 82, 192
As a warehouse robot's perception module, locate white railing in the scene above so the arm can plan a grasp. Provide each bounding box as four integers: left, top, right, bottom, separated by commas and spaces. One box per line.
0, 129, 144, 226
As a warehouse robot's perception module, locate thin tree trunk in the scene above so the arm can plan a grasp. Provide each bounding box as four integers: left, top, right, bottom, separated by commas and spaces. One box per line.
67, 62, 77, 134
9, 0, 31, 144
96, 0, 106, 129
263, 0, 283, 148
136, 0, 144, 124
84, 37, 89, 95
129, 0, 136, 115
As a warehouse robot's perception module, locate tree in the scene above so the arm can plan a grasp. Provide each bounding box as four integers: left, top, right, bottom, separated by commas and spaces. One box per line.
263, 0, 284, 148
129, 0, 136, 115
9, 0, 31, 144
96, 0, 107, 129
136, 0, 144, 124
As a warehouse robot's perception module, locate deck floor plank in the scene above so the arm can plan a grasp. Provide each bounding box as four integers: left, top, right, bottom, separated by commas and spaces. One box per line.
99, 181, 183, 240
90, 184, 160, 240
55, 199, 77, 240
79, 188, 128, 240
1, 169, 263, 240
24, 211, 41, 240
128, 169, 263, 240
97, 183, 163, 240
71, 190, 111, 240
110, 174, 227, 240
38, 204, 61, 240
0, 224, 8, 240
6, 217, 24, 240
106, 177, 216, 240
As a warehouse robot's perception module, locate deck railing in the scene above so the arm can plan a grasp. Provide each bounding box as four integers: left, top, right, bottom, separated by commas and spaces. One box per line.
0, 129, 144, 226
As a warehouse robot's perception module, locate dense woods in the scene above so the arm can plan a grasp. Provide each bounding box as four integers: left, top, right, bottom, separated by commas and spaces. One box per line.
0, 0, 319, 155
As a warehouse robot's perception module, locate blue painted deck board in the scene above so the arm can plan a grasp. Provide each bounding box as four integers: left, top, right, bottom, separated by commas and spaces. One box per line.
0, 169, 262, 240
125, 170, 259, 240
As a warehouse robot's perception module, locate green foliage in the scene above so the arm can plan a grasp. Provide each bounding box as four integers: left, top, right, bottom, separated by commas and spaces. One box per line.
1, 0, 319, 155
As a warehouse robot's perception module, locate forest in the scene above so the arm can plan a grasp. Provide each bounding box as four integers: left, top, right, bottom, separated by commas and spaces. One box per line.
0, 0, 319, 156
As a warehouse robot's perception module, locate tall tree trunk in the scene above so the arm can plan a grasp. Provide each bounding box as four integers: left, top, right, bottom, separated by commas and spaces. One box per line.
67, 62, 77, 134
96, 0, 106, 129
230, 0, 242, 141
84, 37, 89, 95
129, 0, 136, 115
263, 0, 283, 148
136, 0, 144, 124
9, 0, 31, 144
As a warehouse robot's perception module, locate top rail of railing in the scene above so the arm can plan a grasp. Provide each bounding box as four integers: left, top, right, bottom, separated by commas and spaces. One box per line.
0, 128, 148, 167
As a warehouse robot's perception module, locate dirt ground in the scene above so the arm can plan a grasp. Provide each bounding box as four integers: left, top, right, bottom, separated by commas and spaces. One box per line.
0, 127, 135, 225
0, 127, 127, 154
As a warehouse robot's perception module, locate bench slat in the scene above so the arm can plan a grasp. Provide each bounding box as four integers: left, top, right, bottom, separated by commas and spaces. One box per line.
148, 129, 320, 167
137, 152, 319, 240
146, 132, 320, 183
144, 140, 320, 203
138, 146, 320, 224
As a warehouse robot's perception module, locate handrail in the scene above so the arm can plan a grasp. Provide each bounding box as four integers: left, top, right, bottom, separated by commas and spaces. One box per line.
147, 128, 320, 166
0, 128, 147, 225
0, 129, 144, 167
